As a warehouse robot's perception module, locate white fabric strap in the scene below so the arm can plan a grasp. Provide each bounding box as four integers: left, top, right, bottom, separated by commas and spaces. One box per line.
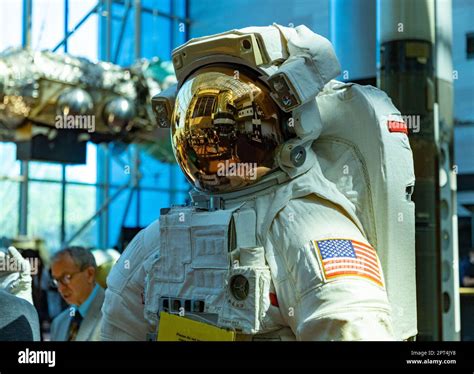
232, 208, 257, 249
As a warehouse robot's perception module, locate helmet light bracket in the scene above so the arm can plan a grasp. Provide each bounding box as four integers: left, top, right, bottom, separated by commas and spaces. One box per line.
151, 83, 177, 128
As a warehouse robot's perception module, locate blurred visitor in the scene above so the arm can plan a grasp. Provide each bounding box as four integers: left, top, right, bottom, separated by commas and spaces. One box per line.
50, 247, 104, 341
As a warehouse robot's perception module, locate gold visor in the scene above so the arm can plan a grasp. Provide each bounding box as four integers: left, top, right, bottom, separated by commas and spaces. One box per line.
171, 66, 284, 193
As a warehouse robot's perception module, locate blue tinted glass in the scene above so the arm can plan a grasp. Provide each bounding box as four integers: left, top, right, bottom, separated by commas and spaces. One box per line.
65, 185, 98, 248
66, 0, 99, 60
139, 189, 171, 225
32, 0, 65, 51
107, 186, 138, 246
142, 0, 171, 14
0, 0, 22, 49
66, 143, 97, 183
139, 150, 174, 189
28, 182, 62, 251
112, 4, 136, 66
0, 143, 21, 177
0, 180, 20, 238
142, 12, 171, 60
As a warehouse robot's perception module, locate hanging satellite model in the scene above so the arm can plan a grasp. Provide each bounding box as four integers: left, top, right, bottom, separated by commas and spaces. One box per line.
0, 47, 176, 163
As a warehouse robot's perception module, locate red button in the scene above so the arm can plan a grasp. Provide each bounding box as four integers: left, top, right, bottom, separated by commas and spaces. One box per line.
269, 292, 279, 307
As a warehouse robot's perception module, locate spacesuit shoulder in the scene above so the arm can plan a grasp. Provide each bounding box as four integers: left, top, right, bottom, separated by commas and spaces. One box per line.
270, 193, 367, 251
268, 193, 388, 295
319, 80, 398, 120
267, 194, 394, 340
141, 218, 161, 252
101, 219, 161, 341
106, 218, 160, 292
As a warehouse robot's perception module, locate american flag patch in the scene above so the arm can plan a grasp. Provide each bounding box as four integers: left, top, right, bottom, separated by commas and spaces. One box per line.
312, 239, 384, 287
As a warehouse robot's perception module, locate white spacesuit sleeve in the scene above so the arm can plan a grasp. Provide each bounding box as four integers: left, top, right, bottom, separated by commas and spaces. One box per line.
268, 195, 395, 341
101, 220, 160, 341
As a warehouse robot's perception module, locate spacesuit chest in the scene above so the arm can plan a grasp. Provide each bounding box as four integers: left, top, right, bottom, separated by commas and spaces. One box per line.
143, 205, 279, 337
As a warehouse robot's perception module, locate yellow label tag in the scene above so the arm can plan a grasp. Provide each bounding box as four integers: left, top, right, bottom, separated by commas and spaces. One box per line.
157, 312, 236, 341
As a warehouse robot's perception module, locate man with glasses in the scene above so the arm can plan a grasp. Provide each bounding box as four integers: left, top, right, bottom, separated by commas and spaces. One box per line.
50, 247, 104, 341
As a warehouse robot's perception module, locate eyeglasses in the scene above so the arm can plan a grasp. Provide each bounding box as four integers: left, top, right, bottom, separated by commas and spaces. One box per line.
50, 270, 84, 288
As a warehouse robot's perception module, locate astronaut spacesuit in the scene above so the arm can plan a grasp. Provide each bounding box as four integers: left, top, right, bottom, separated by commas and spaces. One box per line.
101, 24, 417, 341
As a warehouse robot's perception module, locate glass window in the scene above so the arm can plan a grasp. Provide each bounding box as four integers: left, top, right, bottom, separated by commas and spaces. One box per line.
112, 3, 136, 66
28, 161, 62, 181
139, 150, 174, 189
170, 163, 190, 192
139, 189, 173, 225
0, 143, 21, 177
66, 142, 97, 183
100, 0, 190, 248
27, 181, 61, 251
65, 184, 98, 248
0, 180, 19, 238
142, 11, 171, 60
66, 0, 99, 60
176, 0, 188, 18
32, 0, 65, 51
0, 0, 22, 50
108, 145, 131, 186
142, 0, 171, 14
107, 186, 138, 247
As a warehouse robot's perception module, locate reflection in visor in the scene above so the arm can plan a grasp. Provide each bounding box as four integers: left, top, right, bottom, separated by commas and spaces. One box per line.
171, 66, 284, 193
